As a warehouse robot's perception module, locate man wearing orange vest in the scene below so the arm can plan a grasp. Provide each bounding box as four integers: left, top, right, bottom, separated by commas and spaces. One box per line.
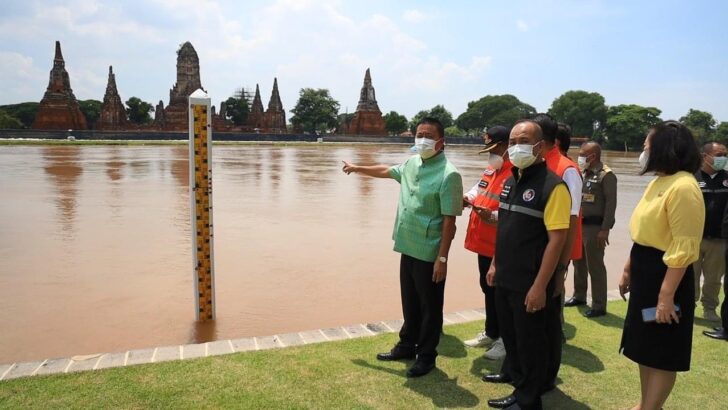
532, 115, 583, 393
463, 126, 513, 361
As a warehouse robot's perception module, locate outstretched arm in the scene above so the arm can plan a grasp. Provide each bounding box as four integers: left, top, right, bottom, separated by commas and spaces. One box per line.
342, 161, 392, 179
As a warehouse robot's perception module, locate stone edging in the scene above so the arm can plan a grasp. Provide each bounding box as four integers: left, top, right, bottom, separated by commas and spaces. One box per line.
0, 291, 625, 382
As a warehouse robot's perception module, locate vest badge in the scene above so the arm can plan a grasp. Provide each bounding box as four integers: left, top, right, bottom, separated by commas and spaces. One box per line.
523, 189, 536, 202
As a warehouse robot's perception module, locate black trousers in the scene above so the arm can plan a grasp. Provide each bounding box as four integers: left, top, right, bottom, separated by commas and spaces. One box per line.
477, 255, 500, 339
723, 250, 728, 331
496, 287, 547, 410
396, 254, 446, 362
544, 293, 563, 386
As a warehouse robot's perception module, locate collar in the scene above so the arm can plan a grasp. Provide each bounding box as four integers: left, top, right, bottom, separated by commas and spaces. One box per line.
420, 150, 446, 166
585, 161, 604, 174
513, 160, 547, 182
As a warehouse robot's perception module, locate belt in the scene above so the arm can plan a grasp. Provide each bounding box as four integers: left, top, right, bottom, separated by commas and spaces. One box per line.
582, 216, 603, 226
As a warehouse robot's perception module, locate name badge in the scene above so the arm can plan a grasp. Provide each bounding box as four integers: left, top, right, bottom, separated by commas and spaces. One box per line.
582, 193, 596, 203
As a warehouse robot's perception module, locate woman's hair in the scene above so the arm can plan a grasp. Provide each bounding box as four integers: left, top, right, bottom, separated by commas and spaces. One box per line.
642, 120, 701, 175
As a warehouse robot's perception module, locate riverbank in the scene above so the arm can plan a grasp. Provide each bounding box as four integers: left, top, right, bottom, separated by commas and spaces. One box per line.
0, 129, 483, 145
1, 300, 726, 409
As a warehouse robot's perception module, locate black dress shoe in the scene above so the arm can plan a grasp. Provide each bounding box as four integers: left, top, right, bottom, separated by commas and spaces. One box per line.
703, 329, 728, 340
482, 373, 513, 384
487, 394, 517, 408
406, 359, 436, 377
376, 348, 415, 361
583, 309, 606, 318
564, 297, 587, 307
713, 326, 724, 332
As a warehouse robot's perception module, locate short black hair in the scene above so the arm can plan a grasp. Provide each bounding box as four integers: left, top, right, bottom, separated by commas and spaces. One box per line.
643, 120, 700, 175
531, 113, 558, 143
416, 117, 444, 139
556, 123, 572, 154
702, 141, 725, 154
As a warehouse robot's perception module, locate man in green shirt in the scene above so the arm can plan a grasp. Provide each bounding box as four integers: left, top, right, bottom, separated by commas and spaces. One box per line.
342, 117, 463, 377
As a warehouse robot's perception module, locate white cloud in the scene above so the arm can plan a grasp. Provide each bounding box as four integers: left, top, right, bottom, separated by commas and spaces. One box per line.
516, 19, 529, 32
0, 52, 47, 103
403, 9, 427, 23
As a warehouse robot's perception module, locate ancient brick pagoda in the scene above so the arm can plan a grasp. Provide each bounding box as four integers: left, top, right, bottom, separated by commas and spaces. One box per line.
346, 68, 386, 135
162, 42, 204, 131
264, 78, 286, 133
247, 84, 265, 130
97, 66, 128, 130
32, 41, 87, 130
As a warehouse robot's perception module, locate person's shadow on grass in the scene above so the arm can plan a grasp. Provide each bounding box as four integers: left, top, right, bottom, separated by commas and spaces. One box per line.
468, 354, 502, 378
543, 388, 592, 409
351, 359, 480, 408
561, 343, 604, 373
437, 332, 468, 358
574, 307, 625, 329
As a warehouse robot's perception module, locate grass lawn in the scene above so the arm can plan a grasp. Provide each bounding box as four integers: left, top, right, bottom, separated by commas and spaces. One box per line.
1, 300, 726, 409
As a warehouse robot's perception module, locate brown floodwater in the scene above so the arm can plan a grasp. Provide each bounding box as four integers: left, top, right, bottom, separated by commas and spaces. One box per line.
0, 143, 650, 363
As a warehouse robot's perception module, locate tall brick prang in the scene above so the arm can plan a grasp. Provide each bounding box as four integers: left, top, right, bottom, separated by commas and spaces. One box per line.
97, 66, 128, 130
347, 68, 386, 135
32, 41, 87, 130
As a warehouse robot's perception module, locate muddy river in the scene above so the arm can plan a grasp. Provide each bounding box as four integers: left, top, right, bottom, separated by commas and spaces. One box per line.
0, 143, 649, 362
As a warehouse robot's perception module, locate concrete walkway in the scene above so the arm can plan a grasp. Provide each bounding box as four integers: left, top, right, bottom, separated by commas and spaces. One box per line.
1, 290, 625, 382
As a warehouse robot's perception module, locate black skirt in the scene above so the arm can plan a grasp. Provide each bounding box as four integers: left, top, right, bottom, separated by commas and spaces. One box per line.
620, 243, 695, 372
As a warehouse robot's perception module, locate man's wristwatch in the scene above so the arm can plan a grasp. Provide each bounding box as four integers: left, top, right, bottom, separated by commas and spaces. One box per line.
439, 256, 448, 263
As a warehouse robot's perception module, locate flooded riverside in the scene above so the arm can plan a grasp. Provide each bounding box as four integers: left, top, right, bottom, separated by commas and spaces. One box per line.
0, 143, 650, 363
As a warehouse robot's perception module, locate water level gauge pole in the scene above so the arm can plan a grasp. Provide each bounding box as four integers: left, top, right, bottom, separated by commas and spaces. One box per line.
189, 89, 215, 321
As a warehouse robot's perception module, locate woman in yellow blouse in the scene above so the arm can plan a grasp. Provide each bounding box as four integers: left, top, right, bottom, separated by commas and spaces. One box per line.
619, 121, 704, 410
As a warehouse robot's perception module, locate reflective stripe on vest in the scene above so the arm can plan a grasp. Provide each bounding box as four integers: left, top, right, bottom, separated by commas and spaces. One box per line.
499, 202, 545, 219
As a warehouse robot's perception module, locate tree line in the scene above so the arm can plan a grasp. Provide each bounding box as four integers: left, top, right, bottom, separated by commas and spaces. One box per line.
2, 89, 727, 150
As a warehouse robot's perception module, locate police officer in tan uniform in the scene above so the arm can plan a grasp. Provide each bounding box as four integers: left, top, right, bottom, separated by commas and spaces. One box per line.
566, 141, 617, 317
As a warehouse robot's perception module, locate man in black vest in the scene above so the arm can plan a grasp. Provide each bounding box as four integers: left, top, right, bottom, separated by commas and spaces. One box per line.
483, 120, 571, 410
693, 142, 728, 322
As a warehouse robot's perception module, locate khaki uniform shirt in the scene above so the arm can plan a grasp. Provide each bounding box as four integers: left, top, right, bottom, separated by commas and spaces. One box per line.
581, 161, 617, 231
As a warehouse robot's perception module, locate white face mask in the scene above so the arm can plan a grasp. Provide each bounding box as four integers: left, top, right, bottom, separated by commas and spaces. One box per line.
412, 137, 438, 159
507, 142, 540, 169
488, 152, 504, 170
710, 156, 728, 172
638, 150, 649, 170
577, 156, 590, 171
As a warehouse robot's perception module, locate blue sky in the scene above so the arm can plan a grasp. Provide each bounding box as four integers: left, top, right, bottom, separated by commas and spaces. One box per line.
1, 0, 726, 123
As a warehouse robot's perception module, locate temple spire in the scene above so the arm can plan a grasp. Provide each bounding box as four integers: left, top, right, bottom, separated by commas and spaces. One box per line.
54, 41, 64, 66
267, 78, 283, 111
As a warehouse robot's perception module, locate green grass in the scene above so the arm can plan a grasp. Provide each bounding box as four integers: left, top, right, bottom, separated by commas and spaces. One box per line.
1, 301, 726, 409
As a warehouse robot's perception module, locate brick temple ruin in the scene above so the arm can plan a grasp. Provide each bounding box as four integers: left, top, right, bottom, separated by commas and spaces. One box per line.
339, 68, 386, 135
31, 41, 87, 130
97, 66, 128, 130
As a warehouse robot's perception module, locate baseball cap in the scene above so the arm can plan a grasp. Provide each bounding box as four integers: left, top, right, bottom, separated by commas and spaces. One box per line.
478, 125, 511, 154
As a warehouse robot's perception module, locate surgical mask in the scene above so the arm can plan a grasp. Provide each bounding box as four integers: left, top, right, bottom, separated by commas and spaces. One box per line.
507, 142, 539, 169
411, 137, 438, 159
488, 152, 504, 170
577, 156, 590, 171
711, 156, 728, 172
638, 150, 649, 170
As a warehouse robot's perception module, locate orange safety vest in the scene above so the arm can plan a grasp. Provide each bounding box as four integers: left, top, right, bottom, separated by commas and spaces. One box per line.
544, 147, 583, 261
464, 160, 514, 257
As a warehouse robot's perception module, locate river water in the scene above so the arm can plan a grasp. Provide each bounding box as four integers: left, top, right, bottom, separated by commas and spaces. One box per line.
0, 143, 649, 363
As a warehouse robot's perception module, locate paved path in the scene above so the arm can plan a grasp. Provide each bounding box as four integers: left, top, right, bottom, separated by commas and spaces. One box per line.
0, 290, 625, 382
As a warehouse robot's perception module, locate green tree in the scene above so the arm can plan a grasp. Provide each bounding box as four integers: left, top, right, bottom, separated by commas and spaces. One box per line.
455, 94, 536, 133
408, 105, 454, 133
0, 102, 39, 128
605, 104, 662, 151
679, 109, 716, 142
0, 110, 24, 128
548, 90, 607, 138
713, 122, 728, 145
444, 126, 465, 137
383, 111, 408, 135
224, 96, 250, 125
79, 99, 102, 129
125, 97, 154, 125
290, 88, 340, 133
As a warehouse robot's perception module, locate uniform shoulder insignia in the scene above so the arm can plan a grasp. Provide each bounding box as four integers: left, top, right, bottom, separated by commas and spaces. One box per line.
602, 165, 613, 174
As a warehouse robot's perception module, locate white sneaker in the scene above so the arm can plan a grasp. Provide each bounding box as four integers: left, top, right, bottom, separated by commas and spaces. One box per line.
484, 338, 506, 360
704, 309, 721, 322
464, 331, 496, 348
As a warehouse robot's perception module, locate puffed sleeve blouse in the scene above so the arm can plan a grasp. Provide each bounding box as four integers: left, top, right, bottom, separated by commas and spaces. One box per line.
629, 171, 705, 267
